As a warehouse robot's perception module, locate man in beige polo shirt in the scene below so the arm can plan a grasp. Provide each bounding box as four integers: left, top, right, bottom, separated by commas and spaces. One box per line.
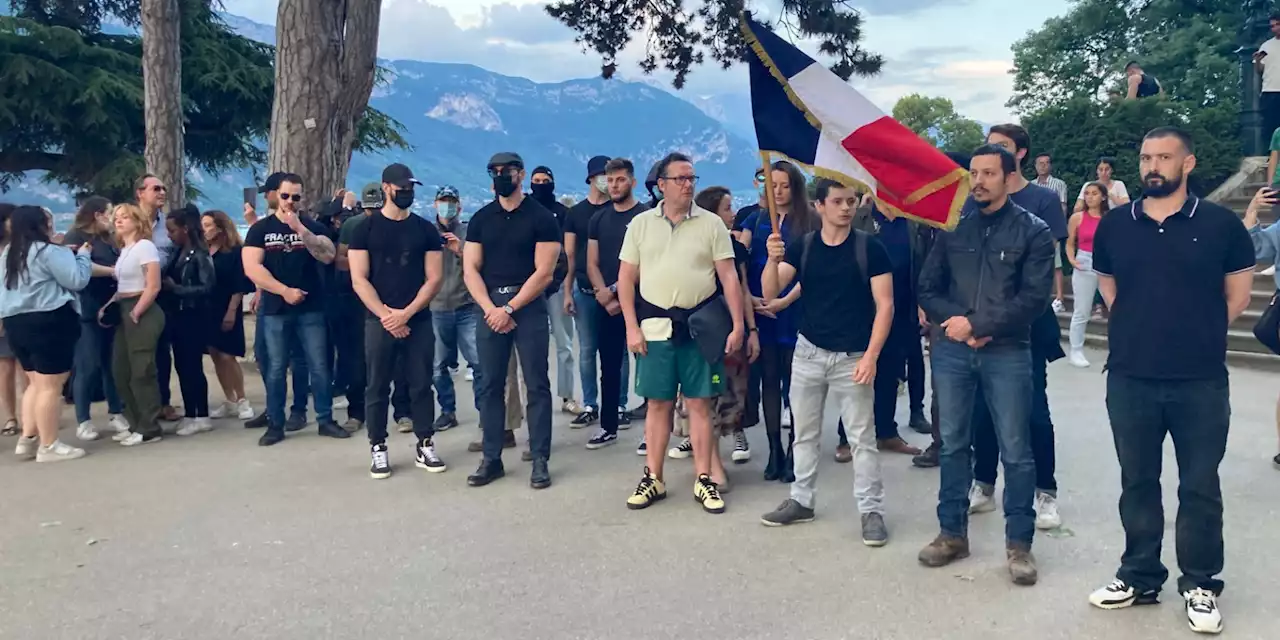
618, 152, 745, 515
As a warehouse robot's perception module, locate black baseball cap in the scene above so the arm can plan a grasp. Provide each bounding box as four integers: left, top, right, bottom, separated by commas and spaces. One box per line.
258, 171, 288, 194
586, 155, 610, 182
487, 152, 524, 170
531, 165, 555, 181
381, 163, 421, 189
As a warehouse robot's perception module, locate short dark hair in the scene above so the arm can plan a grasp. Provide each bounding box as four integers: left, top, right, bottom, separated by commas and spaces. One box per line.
1035, 152, 1052, 161
971, 144, 1018, 175
694, 186, 731, 214
656, 152, 693, 179
604, 158, 634, 176
1097, 156, 1118, 170
1125, 61, 1140, 71
943, 151, 971, 168
280, 173, 304, 188
1143, 126, 1194, 154
1271, 13, 1280, 23
813, 178, 854, 203
988, 123, 1030, 153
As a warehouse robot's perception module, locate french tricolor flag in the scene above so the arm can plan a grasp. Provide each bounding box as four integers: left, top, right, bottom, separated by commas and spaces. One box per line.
742, 14, 968, 230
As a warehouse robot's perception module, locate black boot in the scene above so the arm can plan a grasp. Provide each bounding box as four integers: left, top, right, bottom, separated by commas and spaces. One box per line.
530, 457, 551, 489
467, 458, 506, 487
258, 427, 285, 447
763, 431, 783, 481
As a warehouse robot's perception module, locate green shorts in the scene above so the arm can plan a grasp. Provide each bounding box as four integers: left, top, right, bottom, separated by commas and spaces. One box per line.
634, 339, 723, 401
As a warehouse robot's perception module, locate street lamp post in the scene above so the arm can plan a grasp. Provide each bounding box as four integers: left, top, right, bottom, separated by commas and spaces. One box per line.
1240, 0, 1273, 156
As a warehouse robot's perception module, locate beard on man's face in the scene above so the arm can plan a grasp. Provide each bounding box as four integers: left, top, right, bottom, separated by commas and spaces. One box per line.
1141, 170, 1184, 198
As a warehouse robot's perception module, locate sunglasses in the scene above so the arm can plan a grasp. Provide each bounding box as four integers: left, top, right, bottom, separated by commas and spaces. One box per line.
279, 193, 302, 202
150, 185, 167, 193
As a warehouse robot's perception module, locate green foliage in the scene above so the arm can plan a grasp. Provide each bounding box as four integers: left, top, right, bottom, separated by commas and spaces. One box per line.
0, 0, 406, 203
891, 94, 985, 154
545, 0, 882, 89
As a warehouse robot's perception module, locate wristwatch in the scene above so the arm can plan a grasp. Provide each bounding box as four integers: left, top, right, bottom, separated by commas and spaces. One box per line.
502, 304, 515, 315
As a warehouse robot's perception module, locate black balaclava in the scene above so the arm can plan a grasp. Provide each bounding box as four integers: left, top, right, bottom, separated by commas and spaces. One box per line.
530, 165, 557, 206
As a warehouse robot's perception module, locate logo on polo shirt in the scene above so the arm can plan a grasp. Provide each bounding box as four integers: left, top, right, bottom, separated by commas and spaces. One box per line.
262, 232, 306, 252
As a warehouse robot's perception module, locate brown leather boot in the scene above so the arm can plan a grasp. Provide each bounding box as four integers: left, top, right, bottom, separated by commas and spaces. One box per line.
918, 534, 970, 567
1007, 543, 1039, 586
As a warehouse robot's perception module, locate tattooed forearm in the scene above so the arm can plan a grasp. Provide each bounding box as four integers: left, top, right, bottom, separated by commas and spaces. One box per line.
299, 227, 336, 264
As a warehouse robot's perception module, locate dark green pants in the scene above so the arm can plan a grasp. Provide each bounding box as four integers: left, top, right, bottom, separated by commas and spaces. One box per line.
113, 298, 166, 438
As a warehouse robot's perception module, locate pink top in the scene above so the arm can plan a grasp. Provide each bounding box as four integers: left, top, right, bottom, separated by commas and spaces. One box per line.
1077, 213, 1101, 253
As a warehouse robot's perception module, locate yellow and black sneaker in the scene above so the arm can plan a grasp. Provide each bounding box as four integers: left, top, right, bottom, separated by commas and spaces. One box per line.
694, 474, 725, 514
626, 467, 667, 510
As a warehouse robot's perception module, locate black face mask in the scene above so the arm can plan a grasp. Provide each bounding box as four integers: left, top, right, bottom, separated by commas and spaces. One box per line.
531, 182, 555, 203
493, 174, 518, 198
392, 188, 415, 210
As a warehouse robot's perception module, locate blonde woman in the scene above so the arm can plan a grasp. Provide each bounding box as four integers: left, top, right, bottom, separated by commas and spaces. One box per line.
202, 211, 255, 419
109, 204, 166, 446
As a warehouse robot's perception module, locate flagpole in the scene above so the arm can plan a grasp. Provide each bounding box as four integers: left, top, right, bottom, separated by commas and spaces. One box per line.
760, 152, 779, 234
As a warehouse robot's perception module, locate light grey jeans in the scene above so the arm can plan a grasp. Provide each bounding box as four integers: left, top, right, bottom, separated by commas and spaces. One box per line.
547, 290, 576, 400
789, 335, 883, 514
1069, 250, 1097, 352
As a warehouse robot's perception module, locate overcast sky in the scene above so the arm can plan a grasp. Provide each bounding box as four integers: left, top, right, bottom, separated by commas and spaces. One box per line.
222, 0, 1072, 123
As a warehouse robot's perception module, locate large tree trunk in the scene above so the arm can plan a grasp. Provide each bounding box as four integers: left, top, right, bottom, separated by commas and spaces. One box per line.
268, 0, 381, 206
140, 0, 185, 207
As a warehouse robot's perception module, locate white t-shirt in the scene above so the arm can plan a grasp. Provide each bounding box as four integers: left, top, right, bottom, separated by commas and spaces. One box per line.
1077, 180, 1129, 208
115, 240, 160, 294
1262, 38, 1280, 93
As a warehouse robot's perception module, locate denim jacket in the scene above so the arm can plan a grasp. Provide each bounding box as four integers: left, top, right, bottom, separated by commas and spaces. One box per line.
0, 242, 92, 318
1249, 222, 1280, 290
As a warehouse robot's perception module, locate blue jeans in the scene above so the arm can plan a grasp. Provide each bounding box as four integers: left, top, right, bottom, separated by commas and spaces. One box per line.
433, 304, 481, 414
931, 339, 1036, 546
261, 311, 331, 428
255, 307, 309, 418
571, 288, 627, 410
74, 320, 123, 423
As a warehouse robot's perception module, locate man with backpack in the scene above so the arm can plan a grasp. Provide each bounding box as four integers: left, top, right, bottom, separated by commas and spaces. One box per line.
756, 178, 896, 548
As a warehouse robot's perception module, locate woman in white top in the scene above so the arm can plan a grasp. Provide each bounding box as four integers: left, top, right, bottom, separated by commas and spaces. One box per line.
1074, 156, 1131, 212
108, 204, 166, 447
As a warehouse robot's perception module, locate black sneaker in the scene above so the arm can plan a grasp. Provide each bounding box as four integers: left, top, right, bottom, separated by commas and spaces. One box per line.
370, 443, 391, 479
618, 410, 633, 428
258, 428, 285, 447
635, 437, 647, 456
415, 438, 447, 473
467, 459, 505, 487
570, 408, 599, 429
317, 420, 351, 439
731, 429, 750, 464
433, 412, 459, 432
284, 414, 308, 432
760, 499, 815, 527
244, 412, 268, 429
586, 428, 618, 450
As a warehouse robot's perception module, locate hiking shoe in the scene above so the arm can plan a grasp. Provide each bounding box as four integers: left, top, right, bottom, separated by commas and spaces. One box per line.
635, 436, 647, 456
912, 442, 940, 468
570, 408, 599, 429
1035, 491, 1062, 530
244, 412, 268, 429
14, 435, 37, 459
36, 440, 86, 463
861, 513, 889, 547
317, 420, 351, 439
1088, 579, 1160, 610
284, 414, 308, 432
760, 499, 815, 527
415, 438, 446, 473
908, 409, 931, 434
731, 430, 750, 463
370, 443, 392, 479
585, 428, 617, 450
668, 438, 693, 459
968, 482, 996, 514
918, 534, 970, 567
76, 421, 100, 442
626, 467, 666, 510
834, 443, 852, 463
1183, 588, 1222, 634
433, 412, 458, 432
120, 432, 163, 447
693, 474, 725, 514
396, 417, 413, 433
1007, 544, 1038, 586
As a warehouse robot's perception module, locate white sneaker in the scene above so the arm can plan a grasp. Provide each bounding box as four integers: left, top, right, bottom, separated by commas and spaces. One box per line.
112, 429, 133, 442
36, 440, 86, 463
1183, 588, 1223, 634
333, 396, 349, 410
119, 432, 161, 447
1067, 350, 1090, 368
14, 435, 38, 459
76, 421, 100, 442
176, 418, 203, 436
782, 406, 793, 428
196, 417, 214, 433
108, 414, 130, 434
235, 398, 254, 420
464, 369, 474, 382
968, 483, 996, 514
209, 402, 233, 419
1035, 491, 1062, 529
667, 438, 693, 459
1051, 298, 1065, 313
1263, 265, 1276, 277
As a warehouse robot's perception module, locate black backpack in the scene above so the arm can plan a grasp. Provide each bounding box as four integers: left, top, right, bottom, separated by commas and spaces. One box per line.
798, 229, 869, 283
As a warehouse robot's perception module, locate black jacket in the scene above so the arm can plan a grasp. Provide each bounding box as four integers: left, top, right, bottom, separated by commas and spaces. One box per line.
918, 199, 1055, 346
162, 245, 216, 313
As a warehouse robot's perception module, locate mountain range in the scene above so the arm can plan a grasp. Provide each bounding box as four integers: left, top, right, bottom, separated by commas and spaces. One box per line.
6, 10, 762, 220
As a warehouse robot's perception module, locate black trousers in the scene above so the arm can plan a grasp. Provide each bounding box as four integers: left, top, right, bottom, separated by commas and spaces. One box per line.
872, 321, 922, 440
759, 342, 793, 439
1263, 91, 1280, 144
156, 320, 173, 407
477, 291, 552, 462
973, 344, 1057, 493
341, 297, 367, 423
1106, 373, 1229, 596
170, 309, 209, 418
392, 354, 411, 422
364, 313, 435, 446
597, 305, 627, 436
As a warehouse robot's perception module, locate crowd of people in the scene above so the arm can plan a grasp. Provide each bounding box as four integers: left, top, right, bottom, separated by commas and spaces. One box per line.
0, 121, 1262, 635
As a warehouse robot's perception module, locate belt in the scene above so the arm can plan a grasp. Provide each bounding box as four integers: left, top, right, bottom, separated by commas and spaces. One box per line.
492, 286, 521, 295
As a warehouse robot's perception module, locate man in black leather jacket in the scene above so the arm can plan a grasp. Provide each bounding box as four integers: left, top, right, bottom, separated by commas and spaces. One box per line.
915, 144, 1054, 587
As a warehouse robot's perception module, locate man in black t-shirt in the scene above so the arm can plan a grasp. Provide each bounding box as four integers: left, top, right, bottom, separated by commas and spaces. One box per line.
562, 155, 627, 427
463, 152, 563, 489
529, 166, 582, 417
584, 158, 648, 449
243, 173, 348, 446
756, 179, 895, 549
349, 163, 445, 479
